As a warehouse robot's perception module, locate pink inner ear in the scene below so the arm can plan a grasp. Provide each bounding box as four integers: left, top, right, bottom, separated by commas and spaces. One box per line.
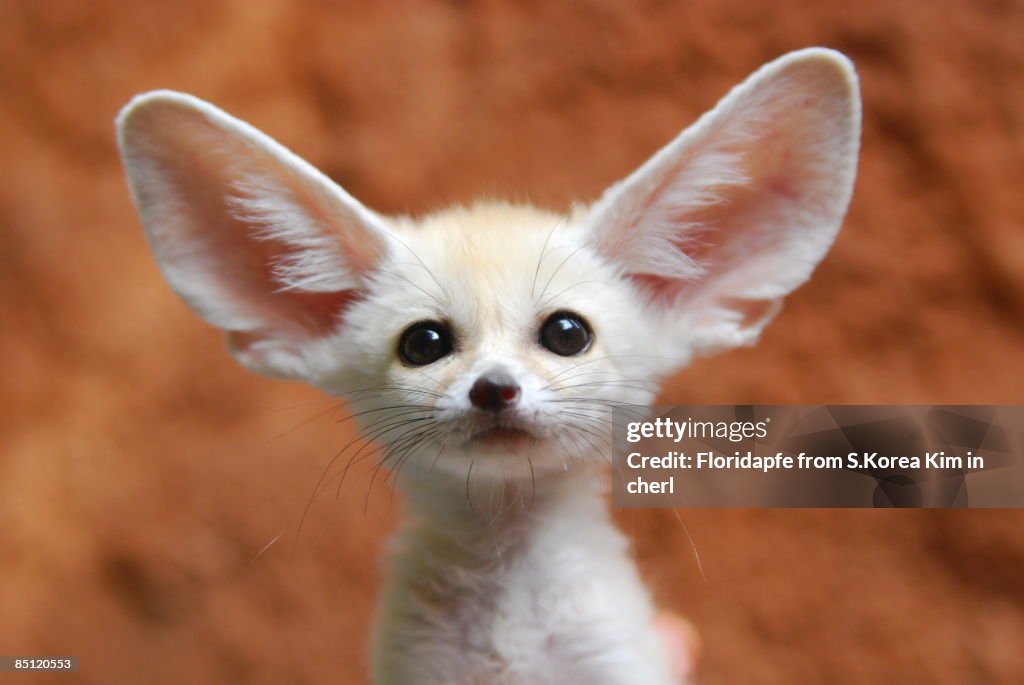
762, 174, 801, 202
270, 288, 365, 337
225, 288, 363, 362
628, 273, 689, 306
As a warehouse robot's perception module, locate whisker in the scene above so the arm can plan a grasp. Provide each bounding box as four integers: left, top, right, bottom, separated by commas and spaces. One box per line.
535, 243, 587, 307
384, 231, 450, 305
531, 215, 566, 300
338, 417, 436, 497
465, 459, 477, 515
668, 506, 706, 582
263, 401, 348, 443
334, 404, 440, 426
537, 279, 612, 311
252, 533, 283, 563
374, 268, 445, 309
344, 385, 446, 399
292, 409, 434, 556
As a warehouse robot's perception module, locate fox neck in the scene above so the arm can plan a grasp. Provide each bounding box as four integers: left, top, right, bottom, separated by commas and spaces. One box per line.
396, 464, 611, 548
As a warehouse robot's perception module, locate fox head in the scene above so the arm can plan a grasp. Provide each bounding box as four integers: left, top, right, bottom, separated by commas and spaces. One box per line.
117, 48, 860, 484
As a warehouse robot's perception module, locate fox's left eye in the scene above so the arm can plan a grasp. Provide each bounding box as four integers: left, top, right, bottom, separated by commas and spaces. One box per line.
540, 310, 593, 356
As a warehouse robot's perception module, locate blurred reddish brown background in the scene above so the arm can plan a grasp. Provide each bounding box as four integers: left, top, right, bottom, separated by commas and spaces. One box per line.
2, 1, 1023, 684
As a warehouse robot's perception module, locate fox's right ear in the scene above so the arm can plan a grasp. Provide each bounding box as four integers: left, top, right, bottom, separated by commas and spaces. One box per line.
587, 49, 860, 358
117, 91, 392, 379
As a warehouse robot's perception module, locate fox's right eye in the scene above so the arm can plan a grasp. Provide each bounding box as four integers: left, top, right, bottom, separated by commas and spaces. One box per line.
398, 321, 454, 366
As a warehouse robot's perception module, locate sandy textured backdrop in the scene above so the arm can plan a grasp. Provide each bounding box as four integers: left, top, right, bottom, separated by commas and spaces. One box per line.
2, 1, 1023, 683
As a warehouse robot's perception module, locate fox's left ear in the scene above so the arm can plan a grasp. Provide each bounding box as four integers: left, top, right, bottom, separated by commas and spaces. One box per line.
588, 48, 861, 355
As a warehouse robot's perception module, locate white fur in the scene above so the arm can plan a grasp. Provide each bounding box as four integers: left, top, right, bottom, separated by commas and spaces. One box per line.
117, 48, 861, 684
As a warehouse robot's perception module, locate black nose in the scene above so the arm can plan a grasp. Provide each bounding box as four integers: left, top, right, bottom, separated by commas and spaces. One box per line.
469, 370, 521, 413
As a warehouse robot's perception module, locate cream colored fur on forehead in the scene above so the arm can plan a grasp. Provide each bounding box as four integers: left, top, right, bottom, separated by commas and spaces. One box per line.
399, 201, 567, 238
382, 201, 609, 319
389, 201, 580, 274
